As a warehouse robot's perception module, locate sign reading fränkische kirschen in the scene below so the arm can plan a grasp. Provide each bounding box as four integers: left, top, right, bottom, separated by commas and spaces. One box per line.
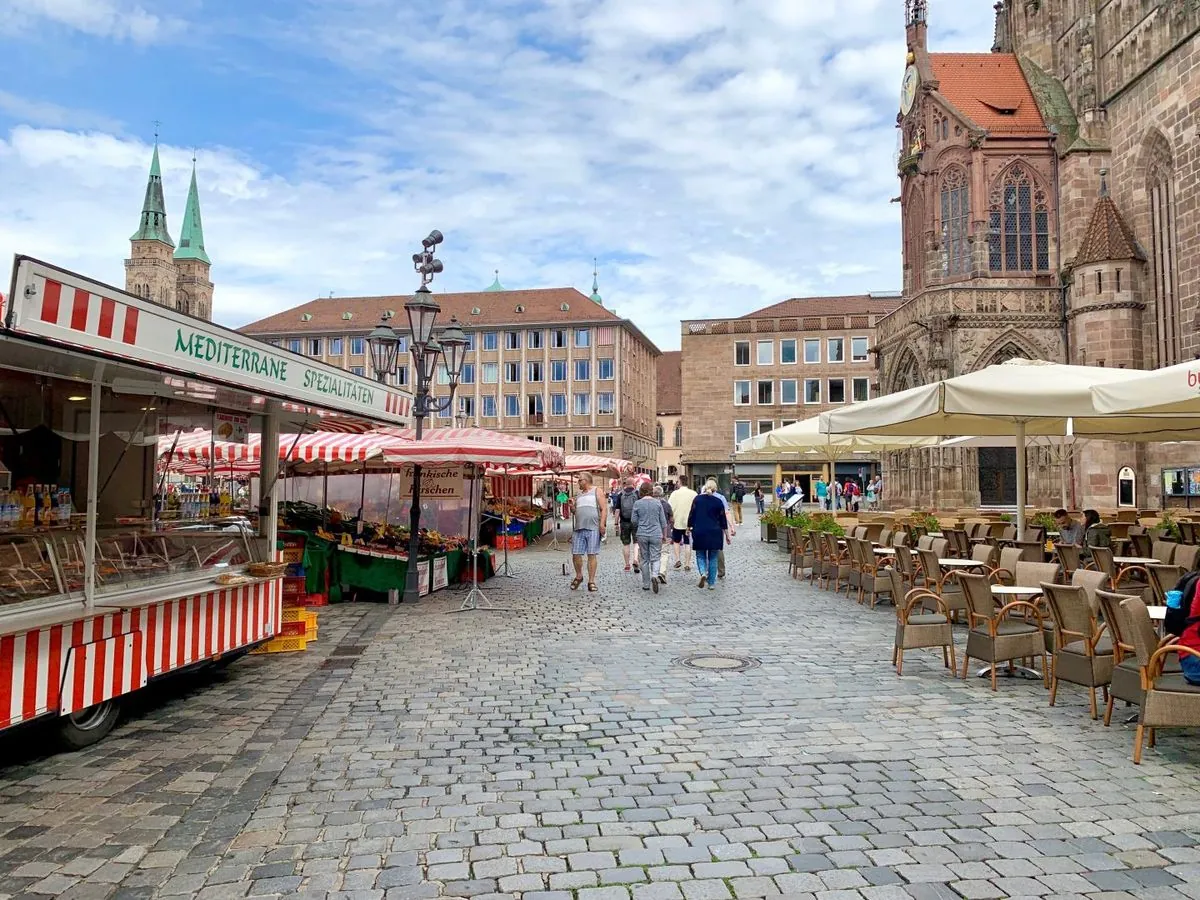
395, 465, 463, 498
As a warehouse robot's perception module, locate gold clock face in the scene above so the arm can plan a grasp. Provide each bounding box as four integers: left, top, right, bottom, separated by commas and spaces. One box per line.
900, 65, 919, 115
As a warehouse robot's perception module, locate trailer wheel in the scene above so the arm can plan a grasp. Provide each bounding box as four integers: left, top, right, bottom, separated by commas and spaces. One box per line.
57, 700, 120, 750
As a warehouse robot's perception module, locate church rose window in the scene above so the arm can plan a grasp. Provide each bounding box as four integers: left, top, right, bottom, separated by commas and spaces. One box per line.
987, 164, 1049, 274
940, 167, 970, 276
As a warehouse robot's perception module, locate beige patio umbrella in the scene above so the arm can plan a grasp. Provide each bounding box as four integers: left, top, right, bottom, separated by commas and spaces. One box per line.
820, 359, 1200, 532
1091, 359, 1200, 415
737, 415, 936, 455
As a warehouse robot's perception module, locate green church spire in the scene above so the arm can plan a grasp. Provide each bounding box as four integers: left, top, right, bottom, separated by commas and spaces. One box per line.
486, 269, 505, 291
130, 143, 174, 247
174, 159, 210, 264
589, 258, 602, 305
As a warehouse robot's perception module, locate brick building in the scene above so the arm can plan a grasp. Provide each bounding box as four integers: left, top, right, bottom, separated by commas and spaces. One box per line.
655, 351, 683, 485
681, 294, 902, 495
240, 277, 660, 468
879, 0, 1200, 510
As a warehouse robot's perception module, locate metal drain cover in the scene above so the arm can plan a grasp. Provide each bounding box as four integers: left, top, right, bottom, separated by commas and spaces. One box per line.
675, 653, 760, 672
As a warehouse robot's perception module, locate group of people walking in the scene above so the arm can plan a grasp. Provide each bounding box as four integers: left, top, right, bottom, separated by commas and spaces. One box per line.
569, 474, 734, 593
773, 474, 882, 512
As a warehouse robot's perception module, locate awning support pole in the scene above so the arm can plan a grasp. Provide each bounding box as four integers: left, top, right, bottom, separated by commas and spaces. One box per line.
260, 402, 280, 554
1015, 420, 1027, 535
84, 363, 105, 611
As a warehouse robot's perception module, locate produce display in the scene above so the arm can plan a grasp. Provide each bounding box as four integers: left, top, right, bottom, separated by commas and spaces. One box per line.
280, 501, 467, 557
483, 499, 541, 521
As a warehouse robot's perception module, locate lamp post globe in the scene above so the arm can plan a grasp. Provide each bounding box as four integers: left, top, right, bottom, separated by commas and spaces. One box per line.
438, 317, 469, 388
405, 290, 441, 348
366, 317, 400, 383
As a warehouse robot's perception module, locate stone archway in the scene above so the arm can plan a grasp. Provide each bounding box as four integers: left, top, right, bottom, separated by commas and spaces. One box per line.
975, 331, 1042, 370
888, 346, 922, 394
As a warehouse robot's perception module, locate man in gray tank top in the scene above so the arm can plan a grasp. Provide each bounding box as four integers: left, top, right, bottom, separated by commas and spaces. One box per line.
570, 473, 606, 591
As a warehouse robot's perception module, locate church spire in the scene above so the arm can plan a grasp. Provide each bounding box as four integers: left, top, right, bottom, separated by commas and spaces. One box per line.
486, 269, 505, 291
174, 158, 210, 264
131, 142, 174, 247
589, 258, 603, 305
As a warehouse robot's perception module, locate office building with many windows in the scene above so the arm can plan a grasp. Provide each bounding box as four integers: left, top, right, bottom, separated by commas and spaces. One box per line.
680, 294, 902, 495
240, 284, 660, 468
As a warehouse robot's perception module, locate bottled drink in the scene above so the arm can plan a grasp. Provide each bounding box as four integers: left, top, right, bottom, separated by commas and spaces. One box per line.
59, 487, 72, 524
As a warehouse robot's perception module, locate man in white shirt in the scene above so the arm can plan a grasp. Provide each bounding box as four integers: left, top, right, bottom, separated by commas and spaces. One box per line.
668, 481, 698, 571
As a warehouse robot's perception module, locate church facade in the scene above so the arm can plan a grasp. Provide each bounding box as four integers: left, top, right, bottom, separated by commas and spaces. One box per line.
877, 0, 1200, 511
124, 144, 214, 321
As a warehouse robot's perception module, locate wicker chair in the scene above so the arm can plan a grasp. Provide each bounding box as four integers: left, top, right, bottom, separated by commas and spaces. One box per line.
788, 529, 814, 580
1091, 545, 1152, 600
824, 534, 854, 595
1095, 589, 1175, 727
1174, 544, 1200, 571
1129, 532, 1152, 559
1147, 563, 1186, 608
959, 571, 1049, 691
991, 547, 1024, 585
1072, 568, 1109, 611
945, 528, 971, 558
916, 547, 967, 621
1151, 540, 1177, 565
1041, 582, 1114, 719
1117, 596, 1200, 764
1055, 543, 1082, 579
890, 570, 956, 677
857, 543, 895, 608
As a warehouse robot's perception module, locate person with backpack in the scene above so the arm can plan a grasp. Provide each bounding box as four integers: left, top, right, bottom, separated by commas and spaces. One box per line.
617, 477, 641, 573
729, 478, 745, 525
1165, 570, 1200, 685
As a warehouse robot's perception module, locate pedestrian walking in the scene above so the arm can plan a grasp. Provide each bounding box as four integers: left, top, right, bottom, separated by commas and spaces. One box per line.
617, 477, 641, 573
668, 479, 697, 571
631, 483, 670, 594
688, 480, 730, 591
714, 487, 735, 579
730, 478, 745, 525
754, 484, 765, 515
654, 485, 672, 584
569, 473, 606, 592
815, 477, 828, 510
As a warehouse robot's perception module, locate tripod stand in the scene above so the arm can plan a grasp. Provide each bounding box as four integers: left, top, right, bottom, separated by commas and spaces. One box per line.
454, 466, 507, 612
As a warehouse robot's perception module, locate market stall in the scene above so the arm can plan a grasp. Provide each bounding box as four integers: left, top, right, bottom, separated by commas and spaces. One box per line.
0, 256, 412, 747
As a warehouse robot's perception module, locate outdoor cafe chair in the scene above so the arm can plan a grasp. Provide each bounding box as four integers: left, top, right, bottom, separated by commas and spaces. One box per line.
1090, 546, 1151, 600
1179, 521, 1198, 545
1118, 596, 1200, 764
945, 528, 971, 558
1055, 543, 1082, 579
959, 571, 1049, 691
878, 527, 893, 547
1042, 582, 1114, 720
1147, 563, 1186, 608
1175, 543, 1200, 570
915, 547, 967, 621
1095, 589, 1175, 728
990, 547, 1025, 585
889, 569, 956, 677
856, 542, 895, 608
1129, 532, 1152, 559
1151, 539, 1177, 565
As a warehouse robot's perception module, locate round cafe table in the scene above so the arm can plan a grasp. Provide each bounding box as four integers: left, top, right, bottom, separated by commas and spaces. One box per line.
939, 558, 984, 569
1113, 556, 1159, 566
874, 547, 897, 555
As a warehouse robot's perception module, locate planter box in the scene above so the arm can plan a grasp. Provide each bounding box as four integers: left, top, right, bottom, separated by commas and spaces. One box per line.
761, 523, 778, 543
778, 529, 793, 552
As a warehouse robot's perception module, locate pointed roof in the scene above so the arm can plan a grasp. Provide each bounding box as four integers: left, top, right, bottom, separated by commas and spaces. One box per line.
1074, 187, 1146, 266
929, 53, 1047, 135
485, 270, 504, 291
131, 143, 174, 247
589, 259, 602, 305
174, 161, 210, 264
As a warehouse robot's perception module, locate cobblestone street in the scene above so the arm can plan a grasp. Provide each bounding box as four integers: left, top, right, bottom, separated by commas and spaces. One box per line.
2, 512, 1200, 900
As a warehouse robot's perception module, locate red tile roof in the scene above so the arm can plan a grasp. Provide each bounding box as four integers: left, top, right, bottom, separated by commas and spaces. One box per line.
1074, 195, 1147, 265
930, 53, 1047, 134
740, 294, 904, 319
656, 351, 682, 416
240, 288, 622, 335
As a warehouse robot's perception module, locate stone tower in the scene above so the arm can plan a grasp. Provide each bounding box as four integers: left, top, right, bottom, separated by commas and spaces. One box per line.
125, 143, 178, 310
174, 161, 213, 320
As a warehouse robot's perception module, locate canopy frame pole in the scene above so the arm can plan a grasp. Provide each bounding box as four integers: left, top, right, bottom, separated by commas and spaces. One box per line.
455, 464, 508, 612
1015, 420, 1027, 535
83, 363, 105, 612
497, 464, 517, 578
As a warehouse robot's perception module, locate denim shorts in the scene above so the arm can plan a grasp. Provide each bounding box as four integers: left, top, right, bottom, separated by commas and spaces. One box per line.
571, 528, 601, 556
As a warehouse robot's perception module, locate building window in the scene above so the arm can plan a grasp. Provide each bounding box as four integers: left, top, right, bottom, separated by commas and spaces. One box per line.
734, 421, 751, 450
598, 435, 613, 453
573, 393, 591, 416
757, 420, 773, 435
527, 329, 544, 349
481, 395, 497, 418
551, 393, 567, 416
504, 331, 521, 350
551, 360, 567, 382
550, 329, 567, 348
757, 380, 773, 405
804, 379, 821, 404
1148, 136, 1181, 365
350, 366, 365, 376
504, 394, 520, 417
437, 364, 450, 385
528, 434, 543, 442
829, 378, 846, 404
482, 362, 499, 384
734, 341, 750, 366
396, 365, 409, 387
781, 420, 796, 428
656, 423, 664, 446
598, 358, 614, 380
527, 361, 543, 382
482, 332, 498, 351
574, 359, 590, 381
734, 380, 751, 405
349, 337, 364, 355
988, 164, 1049, 273
780, 378, 798, 405
307, 339, 322, 356
573, 435, 590, 452
756, 340, 773, 365
828, 337, 844, 362
437, 398, 453, 419
463, 332, 475, 351
574, 328, 590, 348
504, 362, 520, 383
940, 167, 971, 276
528, 394, 544, 417
460, 363, 474, 385
459, 396, 475, 418
674, 422, 682, 446
288, 338, 302, 353
398, 336, 409, 353
804, 338, 820, 363
853, 377, 870, 402
597, 392, 615, 415
329, 337, 344, 355
780, 339, 797, 364
550, 435, 566, 449
850, 337, 869, 363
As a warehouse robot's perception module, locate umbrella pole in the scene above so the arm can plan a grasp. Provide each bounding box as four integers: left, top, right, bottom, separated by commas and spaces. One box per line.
455, 464, 507, 613
1015, 420, 1027, 534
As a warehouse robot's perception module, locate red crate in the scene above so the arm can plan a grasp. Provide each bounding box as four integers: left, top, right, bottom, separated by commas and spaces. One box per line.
305, 593, 329, 607
494, 534, 525, 551
279, 619, 308, 637
282, 577, 306, 598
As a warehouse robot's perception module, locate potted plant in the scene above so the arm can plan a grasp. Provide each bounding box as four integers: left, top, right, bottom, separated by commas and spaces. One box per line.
760, 507, 785, 542
1159, 509, 1182, 542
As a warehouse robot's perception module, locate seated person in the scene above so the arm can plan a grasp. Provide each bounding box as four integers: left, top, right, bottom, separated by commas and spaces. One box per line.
1165, 571, 1200, 686
1053, 508, 1084, 546
1082, 508, 1109, 553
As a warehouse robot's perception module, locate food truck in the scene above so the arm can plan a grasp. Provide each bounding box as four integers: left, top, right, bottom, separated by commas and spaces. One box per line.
0, 257, 412, 747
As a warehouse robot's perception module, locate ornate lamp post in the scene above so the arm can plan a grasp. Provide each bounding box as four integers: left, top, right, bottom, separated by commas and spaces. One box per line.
367, 230, 469, 602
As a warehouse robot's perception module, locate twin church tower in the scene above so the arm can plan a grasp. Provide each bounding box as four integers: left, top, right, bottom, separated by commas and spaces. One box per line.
124, 143, 214, 321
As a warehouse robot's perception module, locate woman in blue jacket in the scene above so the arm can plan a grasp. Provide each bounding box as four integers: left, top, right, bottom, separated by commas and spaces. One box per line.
688, 480, 730, 590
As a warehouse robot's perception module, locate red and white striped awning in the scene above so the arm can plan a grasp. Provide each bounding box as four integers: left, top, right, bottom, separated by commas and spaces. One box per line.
158, 430, 397, 466
379, 428, 563, 469
509, 454, 635, 477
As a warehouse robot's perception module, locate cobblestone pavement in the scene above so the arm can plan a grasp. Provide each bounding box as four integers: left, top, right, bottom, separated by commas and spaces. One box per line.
2, 511, 1200, 900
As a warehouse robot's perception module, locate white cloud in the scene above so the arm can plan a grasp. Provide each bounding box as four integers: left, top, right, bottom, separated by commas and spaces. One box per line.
0, 0, 176, 43
0, 2, 996, 350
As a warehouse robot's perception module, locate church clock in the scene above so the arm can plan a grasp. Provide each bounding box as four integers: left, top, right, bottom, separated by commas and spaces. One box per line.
900, 65, 919, 116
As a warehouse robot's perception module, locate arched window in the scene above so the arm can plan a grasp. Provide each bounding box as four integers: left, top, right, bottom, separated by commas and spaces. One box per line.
987, 164, 1049, 273
674, 422, 682, 447
940, 167, 971, 277
1145, 132, 1180, 365
656, 423, 664, 447
985, 341, 1028, 366
890, 348, 922, 394
904, 190, 925, 292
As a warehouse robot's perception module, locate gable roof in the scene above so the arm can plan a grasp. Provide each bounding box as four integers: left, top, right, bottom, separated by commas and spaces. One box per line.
656, 351, 682, 416
741, 294, 904, 319
1074, 195, 1147, 265
930, 53, 1048, 135
240, 287, 624, 335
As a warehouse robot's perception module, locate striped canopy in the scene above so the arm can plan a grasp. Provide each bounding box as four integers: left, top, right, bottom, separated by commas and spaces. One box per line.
380, 428, 563, 469
159, 430, 395, 467
511, 454, 634, 477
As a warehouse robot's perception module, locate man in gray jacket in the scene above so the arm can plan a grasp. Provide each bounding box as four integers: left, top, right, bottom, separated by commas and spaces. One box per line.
631, 483, 670, 594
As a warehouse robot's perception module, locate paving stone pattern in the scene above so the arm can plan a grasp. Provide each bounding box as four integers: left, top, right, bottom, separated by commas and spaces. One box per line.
2, 510, 1199, 899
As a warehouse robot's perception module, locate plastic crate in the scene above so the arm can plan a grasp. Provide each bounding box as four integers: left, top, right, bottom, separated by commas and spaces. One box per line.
279, 619, 308, 637
305, 592, 329, 607
284, 563, 305, 578
281, 548, 304, 564
495, 534, 525, 551
305, 625, 318, 642
249, 635, 308, 654
281, 607, 314, 624
282, 577, 306, 597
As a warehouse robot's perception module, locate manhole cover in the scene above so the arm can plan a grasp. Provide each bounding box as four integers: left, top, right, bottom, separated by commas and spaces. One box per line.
674, 653, 760, 672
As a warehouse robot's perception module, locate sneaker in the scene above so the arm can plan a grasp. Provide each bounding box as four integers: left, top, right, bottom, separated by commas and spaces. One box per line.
658, 573, 667, 584
633, 564, 640, 573
652, 579, 659, 594
642, 586, 650, 591
698, 575, 707, 589
707, 584, 716, 591
684, 565, 692, 572
674, 561, 682, 569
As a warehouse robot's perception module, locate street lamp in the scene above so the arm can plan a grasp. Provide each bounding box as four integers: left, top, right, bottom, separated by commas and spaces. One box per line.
366, 229, 468, 603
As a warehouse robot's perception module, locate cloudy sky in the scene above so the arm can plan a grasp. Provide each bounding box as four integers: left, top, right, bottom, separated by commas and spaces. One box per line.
0, 0, 994, 350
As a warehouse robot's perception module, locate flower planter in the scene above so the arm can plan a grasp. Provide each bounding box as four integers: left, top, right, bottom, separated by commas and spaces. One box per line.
778, 529, 793, 552
760, 523, 778, 543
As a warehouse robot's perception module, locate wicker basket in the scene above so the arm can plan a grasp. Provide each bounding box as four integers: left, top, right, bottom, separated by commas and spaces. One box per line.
247, 562, 288, 578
